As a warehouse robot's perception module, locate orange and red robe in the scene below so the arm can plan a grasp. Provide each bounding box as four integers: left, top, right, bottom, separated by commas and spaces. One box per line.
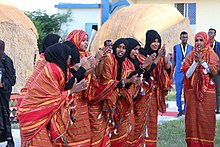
17, 53, 47, 109
126, 54, 151, 147
88, 53, 136, 147
144, 57, 171, 147
182, 47, 219, 147
54, 51, 93, 147
125, 54, 171, 147
17, 63, 72, 147
55, 30, 93, 146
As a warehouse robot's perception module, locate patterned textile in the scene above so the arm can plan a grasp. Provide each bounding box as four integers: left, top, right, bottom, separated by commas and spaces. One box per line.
127, 80, 153, 147
144, 58, 171, 146
17, 53, 47, 109
181, 32, 219, 147
18, 63, 71, 146
66, 29, 91, 58
88, 53, 135, 147
54, 30, 92, 146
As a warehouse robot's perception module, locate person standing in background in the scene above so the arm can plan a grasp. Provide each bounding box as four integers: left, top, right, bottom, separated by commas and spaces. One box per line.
208, 28, 220, 114
104, 40, 113, 51
0, 40, 16, 147
172, 31, 193, 116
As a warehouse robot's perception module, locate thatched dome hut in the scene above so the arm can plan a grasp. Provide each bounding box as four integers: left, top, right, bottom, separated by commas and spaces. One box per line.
0, 0, 38, 93
90, 4, 194, 54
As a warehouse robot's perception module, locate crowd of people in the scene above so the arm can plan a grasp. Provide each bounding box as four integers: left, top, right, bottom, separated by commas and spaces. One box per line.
0, 28, 219, 147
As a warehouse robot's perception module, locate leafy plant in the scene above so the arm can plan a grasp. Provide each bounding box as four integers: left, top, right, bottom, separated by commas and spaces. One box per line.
25, 9, 72, 51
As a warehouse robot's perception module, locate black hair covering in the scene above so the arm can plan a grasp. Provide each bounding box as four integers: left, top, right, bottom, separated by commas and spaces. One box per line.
40, 34, 62, 54
126, 38, 141, 69
44, 43, 71, 82
63, 41, 80, 65
139, 30, 161, 57
112, 38, 129, 80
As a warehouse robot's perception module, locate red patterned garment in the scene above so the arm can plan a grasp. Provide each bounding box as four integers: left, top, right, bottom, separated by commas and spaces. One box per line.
18, 63, 72, 146
88, 53, 136, 147
181, 32, 219, 147
17, 53, 47, 110
55, 30, 92, 146
144, 57, 171, 147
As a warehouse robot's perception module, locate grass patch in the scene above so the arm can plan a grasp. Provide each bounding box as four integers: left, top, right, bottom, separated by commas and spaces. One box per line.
158, 119, 220, 147
166, 88, 176, 101
11, 122, 19, 129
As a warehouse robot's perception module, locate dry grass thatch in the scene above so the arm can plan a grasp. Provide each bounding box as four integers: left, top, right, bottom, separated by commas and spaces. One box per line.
90, 4, 194, 54
0, 0, 38, 93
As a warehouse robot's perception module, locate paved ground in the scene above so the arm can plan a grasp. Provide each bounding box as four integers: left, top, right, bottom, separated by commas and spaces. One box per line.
1, 101, 219, 146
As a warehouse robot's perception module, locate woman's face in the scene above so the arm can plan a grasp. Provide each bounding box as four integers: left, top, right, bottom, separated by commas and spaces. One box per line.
79, 35, 88, 51
195, 36, 204, 50
116, 43, 126, 58
150, 39, 160, 51
130, 45, 140, 59
67, 55, 72, 66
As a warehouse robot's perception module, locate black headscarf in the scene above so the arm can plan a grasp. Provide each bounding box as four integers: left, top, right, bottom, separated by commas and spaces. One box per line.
112, 38, 129, 80
139, 30, 161, 57
40, 34, 62, 54
44, 43, 71, 82
63, 41, 80, 65
0, 40, 5, 60
126, 38, 141, 69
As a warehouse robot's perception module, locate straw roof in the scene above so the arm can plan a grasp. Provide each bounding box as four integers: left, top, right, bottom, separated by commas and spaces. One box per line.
0, 0, 38, 93
90, 4, 194, 54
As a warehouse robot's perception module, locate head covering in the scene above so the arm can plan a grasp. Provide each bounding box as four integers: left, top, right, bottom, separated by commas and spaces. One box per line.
63, 41, 80, 65
0, 40, 5, 60
112, 38, 129, 80
126, 38, 141, 69
139, 30, 161, 57
194, 32, 211, 49
66, 30, 88, 51
40, 34, 62, 54
112, 38, 129, 61
44, 43, 71, 81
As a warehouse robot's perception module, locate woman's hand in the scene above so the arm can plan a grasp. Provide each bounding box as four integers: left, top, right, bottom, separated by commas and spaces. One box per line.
70, 79, 88, 94
96, 47, 111, 60
142, 55, 154, 68
194, 51, 203, 63
81, 56, 96, 70
158, 44, 166, 58
126, 74, 141, 86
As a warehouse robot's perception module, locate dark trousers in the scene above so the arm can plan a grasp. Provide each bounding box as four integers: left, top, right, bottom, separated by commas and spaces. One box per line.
214, 74, 220, 112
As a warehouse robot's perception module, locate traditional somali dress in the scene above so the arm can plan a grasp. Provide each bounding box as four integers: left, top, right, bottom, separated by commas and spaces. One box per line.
182, 32, 219, 147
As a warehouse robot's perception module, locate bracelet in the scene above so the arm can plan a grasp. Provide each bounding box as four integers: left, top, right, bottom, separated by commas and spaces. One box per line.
139, 64, 145, 70
200, 60, 204, 64
121, 79, 125, 87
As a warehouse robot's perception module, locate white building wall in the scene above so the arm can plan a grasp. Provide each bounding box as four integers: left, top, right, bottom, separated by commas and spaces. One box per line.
196, 0, 220, 40
58, 8, 101, 38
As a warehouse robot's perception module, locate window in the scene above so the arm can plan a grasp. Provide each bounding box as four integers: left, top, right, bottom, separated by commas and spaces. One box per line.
174, 3, 196, 25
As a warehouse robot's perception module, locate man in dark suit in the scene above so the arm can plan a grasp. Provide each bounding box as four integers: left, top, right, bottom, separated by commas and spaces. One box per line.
208, 28, 220, 114
0, 40, 16, 147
